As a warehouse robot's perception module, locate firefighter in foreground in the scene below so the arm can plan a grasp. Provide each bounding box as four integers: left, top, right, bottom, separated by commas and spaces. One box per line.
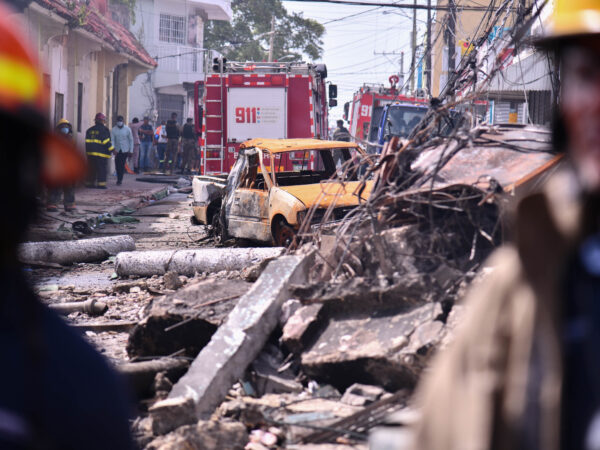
46, 119, 76, 212
85, 112, 113, 188
414, 1, 600, 449
0, 4, 133, 448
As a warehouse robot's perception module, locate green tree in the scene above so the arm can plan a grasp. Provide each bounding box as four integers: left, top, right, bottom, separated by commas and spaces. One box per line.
204, 0, 324, 62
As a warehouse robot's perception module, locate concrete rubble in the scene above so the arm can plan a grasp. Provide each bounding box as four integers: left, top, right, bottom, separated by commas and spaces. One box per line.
26, 123, 565, 449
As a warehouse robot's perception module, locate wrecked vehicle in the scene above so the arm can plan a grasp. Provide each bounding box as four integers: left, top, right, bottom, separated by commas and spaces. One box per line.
192, 138, 373, 246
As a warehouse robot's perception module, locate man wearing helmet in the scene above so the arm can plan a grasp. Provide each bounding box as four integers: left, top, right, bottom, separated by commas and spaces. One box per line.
413, 2, 600, 450
46, 119, 76, 212
0, 3, 133, 449
84, 112, 114, 189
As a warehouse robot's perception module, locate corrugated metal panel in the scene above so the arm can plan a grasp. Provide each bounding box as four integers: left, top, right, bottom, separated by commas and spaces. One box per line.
494, 101, 510, 123
493, 101, 526, 124
489, 52, 553, 92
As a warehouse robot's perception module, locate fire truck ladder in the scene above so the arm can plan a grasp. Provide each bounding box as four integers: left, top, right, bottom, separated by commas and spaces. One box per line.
204, 72, 225, 174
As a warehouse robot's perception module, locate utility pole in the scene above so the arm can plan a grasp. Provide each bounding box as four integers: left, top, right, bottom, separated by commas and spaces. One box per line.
268, 16, 275, 62
399, 51, 405, 91
409, 0, 417, 93
425, 0, 431, 95
446, 0, 456, 87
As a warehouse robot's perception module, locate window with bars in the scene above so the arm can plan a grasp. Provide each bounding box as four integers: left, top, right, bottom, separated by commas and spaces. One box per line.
159, 14, 186, 44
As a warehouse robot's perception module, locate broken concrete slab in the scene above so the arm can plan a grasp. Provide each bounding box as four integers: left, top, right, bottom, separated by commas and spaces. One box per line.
115, 247, 284, 277
149, 396, 196, 435
281, 304, 324, 354
19, 235, 135, 265
340, 383, 386, 407
127, 279, 251, 358
168, 254, 312, 418
145, 420, 248, 450
300, 302, 443, 392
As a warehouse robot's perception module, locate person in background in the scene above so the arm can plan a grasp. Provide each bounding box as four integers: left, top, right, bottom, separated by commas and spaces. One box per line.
85, 112, 113, 189
46, 118, 76, 212
332, 119, 351, 141
414, 2, 600, 449
128, 117, 141, 174
111, 115, 133, 186
138, 116, 154, 172
332, 119, 350, 168
165, 112, 181, 175
155, 119, 167, 171
0, 3, 134, 448
181, 117, 197, 174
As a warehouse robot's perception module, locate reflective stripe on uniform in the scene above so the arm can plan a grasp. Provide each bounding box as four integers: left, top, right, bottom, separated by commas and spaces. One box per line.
85, 139, 104, 144
86, 152, 111, 159
102, 138, 111, 144
0, 56, 40, 104
97, 181, 107, 186
108, 146, 114, 151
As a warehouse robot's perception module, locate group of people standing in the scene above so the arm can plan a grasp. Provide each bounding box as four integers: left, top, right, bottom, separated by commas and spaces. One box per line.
84, 112, 199, 190
154, 113, 200, 174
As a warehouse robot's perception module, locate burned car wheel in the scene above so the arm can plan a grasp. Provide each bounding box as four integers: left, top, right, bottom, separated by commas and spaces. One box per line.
274, 219, 296, 248
211, 213, 223, 245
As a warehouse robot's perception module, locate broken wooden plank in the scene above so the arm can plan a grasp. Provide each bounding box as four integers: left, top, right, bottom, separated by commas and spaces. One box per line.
19, 235, 135, 265
71, 321, 138, 333
118, 357, 190, 398
114, 247, 284, 277
168, 253, 313, 418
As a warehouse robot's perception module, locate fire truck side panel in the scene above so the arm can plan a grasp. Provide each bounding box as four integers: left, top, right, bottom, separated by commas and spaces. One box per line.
287, 76, 312, 138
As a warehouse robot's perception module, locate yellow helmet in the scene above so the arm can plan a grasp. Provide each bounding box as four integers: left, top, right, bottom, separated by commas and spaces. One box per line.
57, 118, 70, 126
542, 0, 600, 42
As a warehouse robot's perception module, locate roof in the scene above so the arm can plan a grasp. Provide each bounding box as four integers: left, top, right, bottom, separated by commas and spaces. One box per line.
33, 0, 157, 68
241, 138, 360, 154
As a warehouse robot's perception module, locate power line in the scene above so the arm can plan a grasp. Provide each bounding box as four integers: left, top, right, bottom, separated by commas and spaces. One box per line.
286, 0, 516, 12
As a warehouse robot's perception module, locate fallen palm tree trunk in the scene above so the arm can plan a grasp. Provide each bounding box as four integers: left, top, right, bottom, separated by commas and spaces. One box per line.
19, 235, 135, 265
115, 247, 284, 277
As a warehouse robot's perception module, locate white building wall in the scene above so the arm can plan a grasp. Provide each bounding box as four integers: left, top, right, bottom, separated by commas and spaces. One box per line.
129, 0, 231, 123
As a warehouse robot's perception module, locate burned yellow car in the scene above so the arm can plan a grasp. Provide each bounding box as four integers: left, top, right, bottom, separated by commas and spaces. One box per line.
191, 138, 373, 246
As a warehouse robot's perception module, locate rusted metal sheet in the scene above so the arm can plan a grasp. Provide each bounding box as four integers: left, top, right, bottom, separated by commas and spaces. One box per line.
410, 125, 562, 194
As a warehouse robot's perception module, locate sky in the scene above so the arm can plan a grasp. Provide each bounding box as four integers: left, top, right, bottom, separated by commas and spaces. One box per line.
282, 0, 434, 123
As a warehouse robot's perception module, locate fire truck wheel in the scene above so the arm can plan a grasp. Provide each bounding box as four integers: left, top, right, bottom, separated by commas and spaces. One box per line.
274, 218, 296, 248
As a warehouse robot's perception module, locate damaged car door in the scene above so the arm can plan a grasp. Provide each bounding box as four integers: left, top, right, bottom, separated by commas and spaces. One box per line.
225, 149, 272, 242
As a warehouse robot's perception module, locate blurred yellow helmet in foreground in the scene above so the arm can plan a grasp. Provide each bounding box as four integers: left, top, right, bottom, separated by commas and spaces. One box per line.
542, 0, 600, 43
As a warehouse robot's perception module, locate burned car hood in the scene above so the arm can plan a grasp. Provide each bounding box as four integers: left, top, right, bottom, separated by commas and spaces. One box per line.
279, 181, 373, 209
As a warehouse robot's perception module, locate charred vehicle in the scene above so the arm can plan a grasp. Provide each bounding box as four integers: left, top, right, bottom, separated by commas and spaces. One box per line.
192, 138, 373, 246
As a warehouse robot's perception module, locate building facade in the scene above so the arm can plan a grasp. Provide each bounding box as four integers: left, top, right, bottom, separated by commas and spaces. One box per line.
15, 0, 156, 149
128, 0, 232, 124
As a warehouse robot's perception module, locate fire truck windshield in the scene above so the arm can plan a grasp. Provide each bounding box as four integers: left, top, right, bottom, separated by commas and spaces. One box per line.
385, 105, 428, 138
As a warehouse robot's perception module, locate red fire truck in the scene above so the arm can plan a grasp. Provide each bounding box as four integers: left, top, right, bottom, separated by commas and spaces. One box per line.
345, 76, 427, 153
194, 60, 331, 175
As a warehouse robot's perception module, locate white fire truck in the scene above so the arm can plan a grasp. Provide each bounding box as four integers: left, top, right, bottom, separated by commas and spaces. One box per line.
194, 59, 333, 175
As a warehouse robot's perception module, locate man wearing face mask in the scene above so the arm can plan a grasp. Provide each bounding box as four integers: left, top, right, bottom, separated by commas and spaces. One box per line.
46, 119, 76, 212
111, 115, 134, 186
413, 2, 600, 449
